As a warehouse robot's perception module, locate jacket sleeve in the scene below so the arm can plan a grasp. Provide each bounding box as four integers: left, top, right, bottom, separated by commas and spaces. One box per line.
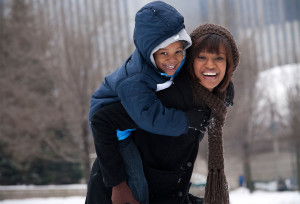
117, 74, 189, 136
90, 102, 138, 187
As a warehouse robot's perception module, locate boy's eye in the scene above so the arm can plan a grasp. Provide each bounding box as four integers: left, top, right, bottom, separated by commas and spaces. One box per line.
176, 50, 183, 54
160, 52, 168, 55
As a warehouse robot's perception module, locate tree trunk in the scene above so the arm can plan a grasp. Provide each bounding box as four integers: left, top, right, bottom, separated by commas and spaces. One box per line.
243, 142, 254, 192
296, 146, 300, 191
82, 121, 91, 183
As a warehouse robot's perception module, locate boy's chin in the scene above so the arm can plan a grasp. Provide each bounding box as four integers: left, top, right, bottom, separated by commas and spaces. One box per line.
165, 70, 177, 76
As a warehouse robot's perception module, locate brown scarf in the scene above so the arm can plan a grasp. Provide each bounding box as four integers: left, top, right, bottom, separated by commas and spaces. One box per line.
192, 80, 229, 204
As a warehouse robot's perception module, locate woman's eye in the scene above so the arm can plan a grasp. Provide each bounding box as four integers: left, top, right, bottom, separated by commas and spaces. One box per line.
216, 56, 225, 61
198, 56, 206, 60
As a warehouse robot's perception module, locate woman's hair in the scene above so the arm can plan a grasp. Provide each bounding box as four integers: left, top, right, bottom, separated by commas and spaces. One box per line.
186, 23, 240, 93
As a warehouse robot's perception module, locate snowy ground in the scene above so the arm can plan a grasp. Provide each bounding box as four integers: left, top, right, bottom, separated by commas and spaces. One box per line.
0, 187, 300, 204
229, 187, 300, 204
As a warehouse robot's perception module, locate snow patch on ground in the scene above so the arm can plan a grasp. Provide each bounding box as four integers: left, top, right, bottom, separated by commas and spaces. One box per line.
0, 184, 86, 191
0, 196, 85, 204
230, 187, 300, 204
1, 187, 300, 204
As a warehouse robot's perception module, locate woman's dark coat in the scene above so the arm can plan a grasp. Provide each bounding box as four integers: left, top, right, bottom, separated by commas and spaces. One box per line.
86, 68, 209, 204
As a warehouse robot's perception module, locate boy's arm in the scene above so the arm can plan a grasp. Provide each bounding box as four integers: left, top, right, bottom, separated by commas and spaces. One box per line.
118, 74, 190, 136
90, 102, 137, 187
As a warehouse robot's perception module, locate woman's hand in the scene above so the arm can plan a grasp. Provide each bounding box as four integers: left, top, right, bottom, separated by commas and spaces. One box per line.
112, 181, 140, 204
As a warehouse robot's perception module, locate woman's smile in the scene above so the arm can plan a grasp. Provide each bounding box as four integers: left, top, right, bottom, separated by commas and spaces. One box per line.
202, 71, 218, 79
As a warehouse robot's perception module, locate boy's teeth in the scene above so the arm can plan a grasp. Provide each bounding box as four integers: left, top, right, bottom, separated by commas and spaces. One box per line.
203, 73, 216, 76
166, 65, 175, 69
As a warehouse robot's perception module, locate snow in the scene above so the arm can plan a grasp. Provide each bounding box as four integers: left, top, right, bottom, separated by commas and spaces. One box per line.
254, 180, 279, 191
229, 187, 300, 204
0, 197, 85, 204
190, 172, 206, 186
0, 184, 86, 191
1, 187, 300, 204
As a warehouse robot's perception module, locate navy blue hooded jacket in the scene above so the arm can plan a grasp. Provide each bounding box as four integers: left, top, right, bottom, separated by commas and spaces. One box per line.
89, 1, 189, 136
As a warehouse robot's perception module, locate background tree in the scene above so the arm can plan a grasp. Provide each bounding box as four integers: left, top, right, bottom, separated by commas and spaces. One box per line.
1, 0, 133, 184
224, 33, 259, 192
0, 0, 82, 184
288, 84, 300, 190
43, 0, 132, 181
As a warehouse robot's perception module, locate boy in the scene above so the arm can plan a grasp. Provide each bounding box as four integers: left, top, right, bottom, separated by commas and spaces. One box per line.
88, 1, 207, 203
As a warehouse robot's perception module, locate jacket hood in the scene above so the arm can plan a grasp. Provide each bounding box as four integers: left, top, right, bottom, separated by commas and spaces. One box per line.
133, 1, 185, 67
150, 28, 192, 69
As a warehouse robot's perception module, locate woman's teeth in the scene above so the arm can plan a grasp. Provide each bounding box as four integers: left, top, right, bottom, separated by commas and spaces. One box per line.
203, 72, 217, 76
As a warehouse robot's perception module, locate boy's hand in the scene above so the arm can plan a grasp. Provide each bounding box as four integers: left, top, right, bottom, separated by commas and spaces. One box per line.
112, 181, 139, 204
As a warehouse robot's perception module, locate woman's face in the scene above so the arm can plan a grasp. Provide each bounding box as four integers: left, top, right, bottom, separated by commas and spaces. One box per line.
193, 44, 227, 92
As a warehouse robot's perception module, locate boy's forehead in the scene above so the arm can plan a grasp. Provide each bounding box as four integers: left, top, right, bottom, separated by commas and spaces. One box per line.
160, 41, 184, 50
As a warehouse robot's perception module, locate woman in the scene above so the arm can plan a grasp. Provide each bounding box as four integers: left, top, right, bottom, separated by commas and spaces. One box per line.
85, 23, 240, 204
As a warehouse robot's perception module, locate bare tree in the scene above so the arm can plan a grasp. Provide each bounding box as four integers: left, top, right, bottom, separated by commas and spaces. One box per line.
42, 0, 133, 182
42, 0, 102, 182
0, 0, 80, 175
0, 0, 132, 184
224, 33, 259, 192
288, 84, 300, 190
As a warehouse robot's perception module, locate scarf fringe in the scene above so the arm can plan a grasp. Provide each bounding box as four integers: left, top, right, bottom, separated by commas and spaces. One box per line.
204, 169, 229, 204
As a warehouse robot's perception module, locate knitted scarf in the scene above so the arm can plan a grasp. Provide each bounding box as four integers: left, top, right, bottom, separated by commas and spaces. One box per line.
192, 80, 229, 204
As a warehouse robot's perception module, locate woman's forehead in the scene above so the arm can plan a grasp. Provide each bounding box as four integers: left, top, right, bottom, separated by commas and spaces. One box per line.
199, 43, 226, 54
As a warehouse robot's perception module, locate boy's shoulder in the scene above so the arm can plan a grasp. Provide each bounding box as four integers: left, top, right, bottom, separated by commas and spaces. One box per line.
115, 50, 169, 85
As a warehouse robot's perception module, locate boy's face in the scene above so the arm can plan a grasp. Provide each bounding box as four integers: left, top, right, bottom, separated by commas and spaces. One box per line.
193, 44, 227, 92
153, 41, 184, 76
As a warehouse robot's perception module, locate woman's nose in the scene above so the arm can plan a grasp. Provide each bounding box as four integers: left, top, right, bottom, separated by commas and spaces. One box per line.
206, 58, 215, 68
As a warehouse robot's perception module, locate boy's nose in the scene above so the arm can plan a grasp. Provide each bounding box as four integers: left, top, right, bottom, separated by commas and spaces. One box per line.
168, 55, 179, 62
